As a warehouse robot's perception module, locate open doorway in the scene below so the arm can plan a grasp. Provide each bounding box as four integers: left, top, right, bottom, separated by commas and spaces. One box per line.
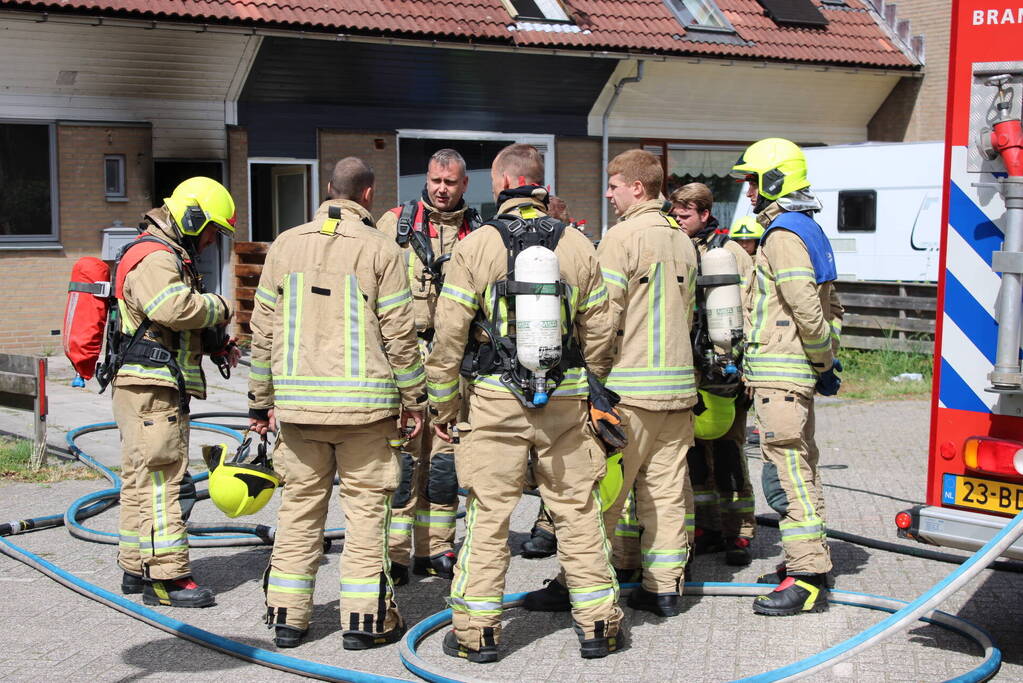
153, 159, 228, 295
249, 160, 317, 242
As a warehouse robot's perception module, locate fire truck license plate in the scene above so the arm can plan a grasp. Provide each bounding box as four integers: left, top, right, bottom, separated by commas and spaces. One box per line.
942, 474, 1023, 515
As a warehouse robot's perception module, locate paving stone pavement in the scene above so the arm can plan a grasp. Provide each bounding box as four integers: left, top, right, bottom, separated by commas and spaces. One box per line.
1, 364, 1021, 682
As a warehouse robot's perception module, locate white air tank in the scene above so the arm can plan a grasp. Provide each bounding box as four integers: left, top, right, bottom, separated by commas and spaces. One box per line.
514, 245, 562, 406
702, 247, 743, 357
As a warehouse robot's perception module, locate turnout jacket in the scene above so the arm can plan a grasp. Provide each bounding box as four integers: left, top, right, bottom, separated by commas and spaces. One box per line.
114, 208, 231, 399
425, 194, 614, 424
596, 199, 699, 411
744, 203, 844, 395
376, 199, 473, 334
248, 199, 426, 426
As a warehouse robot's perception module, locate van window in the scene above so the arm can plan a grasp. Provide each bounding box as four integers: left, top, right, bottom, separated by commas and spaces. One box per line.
837, 190, 876, 232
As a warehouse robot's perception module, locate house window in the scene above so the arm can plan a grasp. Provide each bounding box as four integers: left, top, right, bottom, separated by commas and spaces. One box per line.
664, 144, 746, 225
756, 0, 828, 27
838, 190, 877, 232
104, 155, 126, 199
0, 122, 57, 243
505, 0, 570, 22
664, 0, 734, 31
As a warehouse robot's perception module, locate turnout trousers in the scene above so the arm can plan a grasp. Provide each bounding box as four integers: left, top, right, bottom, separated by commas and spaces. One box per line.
602, 406, 693, 594
451, 395, 623, 650
689, 404, 757, 541
114, 384, 191, 581
265, 419, 403, 634
387, 410, 458, 564
755, 388, 830, 575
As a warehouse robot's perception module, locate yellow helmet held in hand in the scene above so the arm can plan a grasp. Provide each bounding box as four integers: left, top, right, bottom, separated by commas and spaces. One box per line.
694, 390, 737, 441
165, 176, 237, 237
730, 214, 765, 241
598, 452, 624, 512
203, 436, 280, 518
730, 138, 810, 202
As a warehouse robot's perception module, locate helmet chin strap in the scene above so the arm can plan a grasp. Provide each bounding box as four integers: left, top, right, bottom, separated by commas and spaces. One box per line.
754, 193, 771, 214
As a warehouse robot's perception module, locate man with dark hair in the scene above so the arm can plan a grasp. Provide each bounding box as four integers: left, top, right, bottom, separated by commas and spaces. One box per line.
667, 182, 758, 567
376, 148, 480, 583
426, 143, 624, 663
249, 156, 425, 649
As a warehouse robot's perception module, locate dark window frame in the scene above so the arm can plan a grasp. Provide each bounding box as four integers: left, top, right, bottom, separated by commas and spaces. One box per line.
837, 189, 877, 233
104, 154, 127, 199
0, 120, 59, 244
505, 0, 573, 23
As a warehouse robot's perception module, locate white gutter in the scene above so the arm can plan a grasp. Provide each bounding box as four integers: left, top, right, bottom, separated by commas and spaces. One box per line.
601, 60, 644, 235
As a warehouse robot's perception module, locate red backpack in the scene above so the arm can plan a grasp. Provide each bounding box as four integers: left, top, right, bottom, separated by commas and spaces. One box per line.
62, 236, 174, 381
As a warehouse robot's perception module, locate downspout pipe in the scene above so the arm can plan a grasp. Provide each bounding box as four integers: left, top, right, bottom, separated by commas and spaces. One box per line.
601, 60, 645, 236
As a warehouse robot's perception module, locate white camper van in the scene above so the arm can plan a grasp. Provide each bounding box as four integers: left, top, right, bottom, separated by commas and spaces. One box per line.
731, 141, 944, 282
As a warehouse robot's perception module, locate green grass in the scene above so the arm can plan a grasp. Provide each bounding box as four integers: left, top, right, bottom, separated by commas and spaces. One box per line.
0, 436, 103, 483
839, 347, 933, 400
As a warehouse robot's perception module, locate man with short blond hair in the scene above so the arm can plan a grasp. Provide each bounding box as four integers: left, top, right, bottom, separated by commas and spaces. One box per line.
524, 148, 697, 618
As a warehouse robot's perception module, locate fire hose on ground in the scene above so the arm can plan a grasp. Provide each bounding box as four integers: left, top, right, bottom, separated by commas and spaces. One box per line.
0, 414, 1019, 683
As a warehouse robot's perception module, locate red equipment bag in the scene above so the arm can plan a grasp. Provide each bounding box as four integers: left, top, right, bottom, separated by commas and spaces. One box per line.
62, 257, 111, 380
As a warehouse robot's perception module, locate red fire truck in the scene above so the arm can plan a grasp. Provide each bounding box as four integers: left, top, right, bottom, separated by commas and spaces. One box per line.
896, 0, 1023, 559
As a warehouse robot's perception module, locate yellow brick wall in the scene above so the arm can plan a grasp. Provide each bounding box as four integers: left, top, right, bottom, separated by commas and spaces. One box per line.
868, 1, 950, 142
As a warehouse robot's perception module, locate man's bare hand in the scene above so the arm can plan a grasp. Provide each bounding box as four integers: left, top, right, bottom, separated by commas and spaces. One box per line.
400, 409, 424, 440
248, 408, 276, 436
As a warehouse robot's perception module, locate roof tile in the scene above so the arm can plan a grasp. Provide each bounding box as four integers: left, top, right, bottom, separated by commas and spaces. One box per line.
1, 0, 917, 68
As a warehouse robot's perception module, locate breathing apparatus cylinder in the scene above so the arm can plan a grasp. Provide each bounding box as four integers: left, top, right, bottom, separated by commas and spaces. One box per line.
701, 247, 743, 374
514, 245, 562, 406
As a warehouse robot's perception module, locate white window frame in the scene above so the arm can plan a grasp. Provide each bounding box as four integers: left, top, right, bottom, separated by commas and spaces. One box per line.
246, 157, 319, 240
0, 119, 59, 246
663, 0, 735, 32
396, 129, 557, 197
501, 0, 571, 22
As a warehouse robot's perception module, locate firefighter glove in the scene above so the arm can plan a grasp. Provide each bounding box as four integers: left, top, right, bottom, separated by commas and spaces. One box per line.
816, 359, 842, 396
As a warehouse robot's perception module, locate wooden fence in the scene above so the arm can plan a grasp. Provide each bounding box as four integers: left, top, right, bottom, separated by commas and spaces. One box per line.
0, 353, 49, 469
233, 244, 938, 355
834, 280, 936, 354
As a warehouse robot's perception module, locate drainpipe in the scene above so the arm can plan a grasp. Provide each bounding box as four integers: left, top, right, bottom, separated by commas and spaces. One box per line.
601, 60, 645, 236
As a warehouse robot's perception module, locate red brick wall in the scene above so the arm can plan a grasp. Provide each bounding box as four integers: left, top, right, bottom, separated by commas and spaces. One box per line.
227, 126, 250, 241
317, 131, 398, 216
0, 124, 152, 353
555, 137, 642, 240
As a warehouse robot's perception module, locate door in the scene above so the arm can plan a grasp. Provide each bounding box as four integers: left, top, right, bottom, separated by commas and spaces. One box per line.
271, 165, 309, 236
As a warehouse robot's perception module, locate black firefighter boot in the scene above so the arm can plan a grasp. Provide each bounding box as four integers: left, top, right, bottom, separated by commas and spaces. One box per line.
752, 573, 829, 616
520, 526, 558, 559
121, 572, 145, 595
343, 620, 407, 650
412, 551, 456, 579
575, 622, 625, 659
627, 585, 680, 617
142, 576, 215, 608
442, 630, 500, 663
522, 578, 571, 612
274, 625, 308, 649
390, 562, 410, 587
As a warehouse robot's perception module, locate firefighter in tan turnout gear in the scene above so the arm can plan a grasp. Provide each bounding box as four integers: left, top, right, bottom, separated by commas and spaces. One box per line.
376, 148, 480, 583
731, 138, 844, 616
248, 157, 425, 649
111, 176, 238, 608
524, 149, 698, 618
671, 182, 757, 567
426, 144, 624, 663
